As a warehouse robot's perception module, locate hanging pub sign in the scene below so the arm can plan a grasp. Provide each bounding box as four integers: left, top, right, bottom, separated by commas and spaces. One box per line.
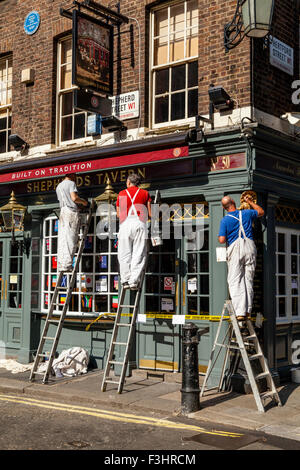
74, 88, 112, 115
72, 10, 113, 95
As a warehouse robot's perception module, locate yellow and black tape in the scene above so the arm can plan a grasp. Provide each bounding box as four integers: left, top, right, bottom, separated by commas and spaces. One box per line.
85, 312, 260, 330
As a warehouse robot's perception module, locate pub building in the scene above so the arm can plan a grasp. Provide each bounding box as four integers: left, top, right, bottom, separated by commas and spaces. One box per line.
0, 0, 299, 387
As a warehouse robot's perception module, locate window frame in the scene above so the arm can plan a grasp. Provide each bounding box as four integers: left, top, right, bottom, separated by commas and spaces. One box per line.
56, 37, 90, 146
275, 226, 300, 324
41, 214, 119, 317
0, 54, 12, 154
149, 0, 199, 129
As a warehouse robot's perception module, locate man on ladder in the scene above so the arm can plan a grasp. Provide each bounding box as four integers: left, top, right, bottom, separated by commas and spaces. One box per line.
30, 174, 93, 384
218, 194, 264, 322
56, 173, 88, 272
116, 173, 151, 290
101, 174, 151, 393
201, 193, 281, 412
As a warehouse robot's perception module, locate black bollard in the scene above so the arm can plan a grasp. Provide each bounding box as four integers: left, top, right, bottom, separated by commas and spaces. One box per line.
181, 322, 201, 415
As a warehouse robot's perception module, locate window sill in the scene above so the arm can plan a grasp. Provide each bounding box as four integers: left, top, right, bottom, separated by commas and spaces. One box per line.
39, 312, 115, 325
145, 122, 192, 136
47, 137, 97, 154
276, 318, 300, 325
0, 150, 17, 162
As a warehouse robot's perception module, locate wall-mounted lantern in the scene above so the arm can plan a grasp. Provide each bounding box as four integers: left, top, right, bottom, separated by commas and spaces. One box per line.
0, 191, 30, 254
224, 0, 274, 52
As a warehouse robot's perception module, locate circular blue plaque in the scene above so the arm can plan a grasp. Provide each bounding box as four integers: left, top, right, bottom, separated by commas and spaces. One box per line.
24, 11, 40, 36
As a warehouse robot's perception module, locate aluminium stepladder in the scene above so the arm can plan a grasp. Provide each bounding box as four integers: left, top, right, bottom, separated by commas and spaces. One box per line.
101, 263, 147, 394
29, 201, 95, 384
200, 300, 282, 413
101, 189, 161, 394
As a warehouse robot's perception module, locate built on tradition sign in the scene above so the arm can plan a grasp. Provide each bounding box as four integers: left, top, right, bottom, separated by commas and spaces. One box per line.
270, 36, 294, 76
0, 151, 247, 196
0, 147, 189, 185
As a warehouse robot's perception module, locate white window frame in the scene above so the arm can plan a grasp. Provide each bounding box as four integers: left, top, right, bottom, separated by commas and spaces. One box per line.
0, 55, 12, 154
41, 214, 119, 317
56, 37, 90, 146
275, 227, 300, 324
150, 0, 198, 129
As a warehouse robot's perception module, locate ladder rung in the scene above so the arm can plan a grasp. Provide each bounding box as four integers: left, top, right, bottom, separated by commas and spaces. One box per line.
38, 353, 52, 358
249, 353, 263, 361
260, 391, 277, 400
113, 342, 128, 346
104, 379, 120, 384
120, 305, 135, 308
244, 334, 257, 341
32, 371, 46, 376
48, 319, 60, 324
109, 360, 124, 365
255, 371, 270, 380
116, 323, 131, 327
43, 336, 56, 341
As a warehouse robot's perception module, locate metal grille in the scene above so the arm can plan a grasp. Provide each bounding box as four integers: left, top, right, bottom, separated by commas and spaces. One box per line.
276, 205, 300, 224
160, 202, 209, 222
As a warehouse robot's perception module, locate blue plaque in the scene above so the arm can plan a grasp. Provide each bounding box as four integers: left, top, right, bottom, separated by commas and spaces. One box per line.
24, 11, 40, 36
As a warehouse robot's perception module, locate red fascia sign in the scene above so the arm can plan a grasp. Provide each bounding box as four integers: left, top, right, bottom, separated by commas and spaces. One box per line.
0, 146, 189, 184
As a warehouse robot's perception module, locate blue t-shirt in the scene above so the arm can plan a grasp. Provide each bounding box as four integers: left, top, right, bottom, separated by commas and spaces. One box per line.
218, 209, 258, 246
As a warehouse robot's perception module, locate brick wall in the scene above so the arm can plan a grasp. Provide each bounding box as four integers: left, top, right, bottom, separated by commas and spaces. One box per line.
0, 0, 298, 150
253, 0, 299, 117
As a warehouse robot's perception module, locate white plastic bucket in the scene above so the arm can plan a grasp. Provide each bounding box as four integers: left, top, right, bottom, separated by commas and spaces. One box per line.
291, 368, 300, 383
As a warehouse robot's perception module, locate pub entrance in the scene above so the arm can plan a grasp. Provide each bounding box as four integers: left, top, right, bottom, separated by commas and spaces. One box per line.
0, 234, 26, 357
137, 201, 210, 372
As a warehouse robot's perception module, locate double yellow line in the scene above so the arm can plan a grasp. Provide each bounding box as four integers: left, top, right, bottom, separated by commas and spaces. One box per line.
0, 393, 243, 439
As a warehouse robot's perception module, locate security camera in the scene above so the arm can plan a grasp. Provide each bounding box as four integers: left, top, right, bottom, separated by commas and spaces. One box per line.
8, 134, 28, 152
187, 128, 203, 143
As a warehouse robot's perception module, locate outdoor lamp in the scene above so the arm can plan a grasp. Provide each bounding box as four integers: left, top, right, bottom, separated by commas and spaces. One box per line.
224, 0, 274, 51
242, 0, 274, 37
94, 179, 118, 235
0, 191, 26, 233
0, 191, 30, 254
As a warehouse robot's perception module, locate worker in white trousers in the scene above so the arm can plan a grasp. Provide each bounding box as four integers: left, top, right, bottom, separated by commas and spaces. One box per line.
116, 173, 151, 290
218, 195, 264, 321
56, 173, 88, 272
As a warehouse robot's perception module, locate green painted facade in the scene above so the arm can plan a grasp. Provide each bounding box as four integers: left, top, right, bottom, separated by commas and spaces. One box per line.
0, 124, 299, 382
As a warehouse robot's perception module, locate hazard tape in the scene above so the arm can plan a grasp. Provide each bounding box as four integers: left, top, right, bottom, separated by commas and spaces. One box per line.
85, 312, 263, 330
85, 312, 237, 329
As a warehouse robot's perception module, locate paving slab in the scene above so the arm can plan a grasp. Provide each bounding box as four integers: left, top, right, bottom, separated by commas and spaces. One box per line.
2, 366, 300, 442
258, 425, 300, 442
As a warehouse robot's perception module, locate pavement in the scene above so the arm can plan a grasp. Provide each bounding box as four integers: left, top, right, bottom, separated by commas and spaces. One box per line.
1, 364, 300, 443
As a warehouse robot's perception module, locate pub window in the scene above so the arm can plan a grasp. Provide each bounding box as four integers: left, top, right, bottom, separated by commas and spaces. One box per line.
56, 37, 90, 145
42, 214, 119, 316
145, 236, 177, 315
0, 55, 12, 153
150, 0, 198, 128
276, 227, 300, 323
185, 224, 210, 316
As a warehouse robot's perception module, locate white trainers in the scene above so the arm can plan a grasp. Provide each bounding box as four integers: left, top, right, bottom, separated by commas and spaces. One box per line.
122, 282, 130, 289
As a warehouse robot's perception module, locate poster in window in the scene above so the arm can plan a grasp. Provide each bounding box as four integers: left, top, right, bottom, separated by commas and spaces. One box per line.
72, 10, 113, 96
99, 255, 108, 269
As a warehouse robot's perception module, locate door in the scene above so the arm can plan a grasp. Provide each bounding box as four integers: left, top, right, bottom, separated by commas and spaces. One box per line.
0, 237, 24, 353
181, 222, 211, 373
137, 235, 182, 372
